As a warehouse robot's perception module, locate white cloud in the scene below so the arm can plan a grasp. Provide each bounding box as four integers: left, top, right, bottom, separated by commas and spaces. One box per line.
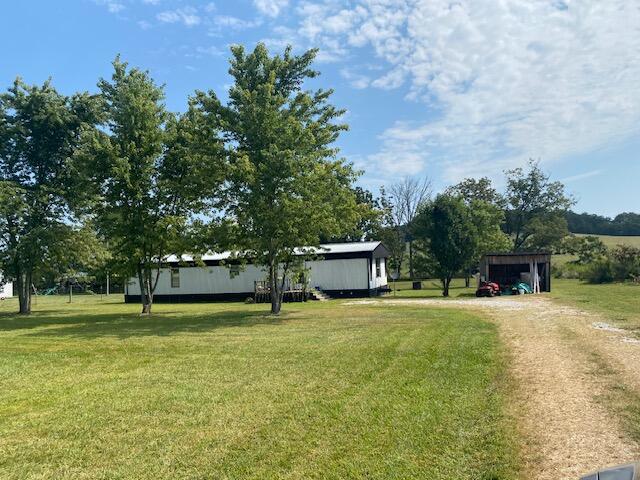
369, 150, 425, 176
561, 170, 603, 184
195, 45, 226, 57
107, 2, 125, 13
211, 15, 262, 31
142, 0, 161, 5
93, 0, 125, 13
138, 20, 152, 30
273, 0, 640, 180
157, 7, 201, 27
340, 68, 370, 89
254, 0, 289, 18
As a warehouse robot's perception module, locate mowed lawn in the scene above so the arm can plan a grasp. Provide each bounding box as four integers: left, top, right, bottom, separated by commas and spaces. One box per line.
388, 278, 474, 298
552, 278, 640, 331
0, 296, 517, 479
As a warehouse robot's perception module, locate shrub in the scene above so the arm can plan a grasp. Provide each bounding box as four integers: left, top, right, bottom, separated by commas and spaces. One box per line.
611, 245, 640, 279
581, 258, 615, 283
580, 245, 640, 283
552, 262, 586, 279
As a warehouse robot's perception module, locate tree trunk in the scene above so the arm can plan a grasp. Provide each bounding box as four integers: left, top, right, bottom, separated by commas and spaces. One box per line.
442, 277, 451, 297
269, 260, 281, 315
465, 269, 471, 288
17, 270, 32, 315
137, 266, 152, 315
142, 272, 153, 315
409, 240, 414, 280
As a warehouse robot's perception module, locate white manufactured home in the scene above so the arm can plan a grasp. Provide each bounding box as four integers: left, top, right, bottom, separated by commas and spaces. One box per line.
125, 241, 390, 303
0, 276, 13, 299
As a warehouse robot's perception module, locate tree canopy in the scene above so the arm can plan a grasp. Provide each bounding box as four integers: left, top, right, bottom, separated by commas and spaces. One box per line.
82, 57, 225, 314
445, 177, 504, 207
194, 44, 360, 314
0, 79, 101, 313
503, 160, 574, 252
413, 195, 478, 296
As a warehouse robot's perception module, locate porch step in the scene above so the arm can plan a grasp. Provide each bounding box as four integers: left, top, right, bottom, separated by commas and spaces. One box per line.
309, 288, 330, 301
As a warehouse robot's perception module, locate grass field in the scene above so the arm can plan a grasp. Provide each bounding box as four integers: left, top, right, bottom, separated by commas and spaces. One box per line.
552, 278, 640, 331
576, 233, 640, 248
387, 278, 474, 298
0, 296, 518, 479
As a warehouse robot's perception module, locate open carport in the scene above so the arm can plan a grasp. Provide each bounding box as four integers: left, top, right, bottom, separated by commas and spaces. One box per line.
479, 252, 551, 293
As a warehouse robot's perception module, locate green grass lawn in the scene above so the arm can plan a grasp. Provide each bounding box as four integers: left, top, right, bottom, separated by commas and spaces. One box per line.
387, 278, 475, 298
0, 296, 518, 479
552, 278, 640, 331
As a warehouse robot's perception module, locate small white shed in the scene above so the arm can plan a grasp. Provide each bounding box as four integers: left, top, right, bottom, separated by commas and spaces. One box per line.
125, 241, 390, 303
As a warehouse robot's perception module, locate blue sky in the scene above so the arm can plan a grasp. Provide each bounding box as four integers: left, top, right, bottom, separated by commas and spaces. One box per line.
2, 0, 639, 216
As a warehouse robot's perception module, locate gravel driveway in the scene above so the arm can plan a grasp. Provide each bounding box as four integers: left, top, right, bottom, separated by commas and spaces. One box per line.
346, 296, 640, 480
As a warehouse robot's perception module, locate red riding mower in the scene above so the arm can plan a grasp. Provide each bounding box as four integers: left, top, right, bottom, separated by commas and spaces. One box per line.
475, 281, 501, 297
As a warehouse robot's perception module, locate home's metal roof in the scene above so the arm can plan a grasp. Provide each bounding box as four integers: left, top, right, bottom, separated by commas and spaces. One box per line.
306, 241, 383, 254
164, 241, 386, 263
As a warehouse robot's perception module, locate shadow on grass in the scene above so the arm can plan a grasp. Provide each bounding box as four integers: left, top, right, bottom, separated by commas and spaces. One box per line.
390, 282, 476, 298
0, 308, 283, 339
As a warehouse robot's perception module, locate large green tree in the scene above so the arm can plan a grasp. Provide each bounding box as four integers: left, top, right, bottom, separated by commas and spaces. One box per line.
195, 44, 360, 314
445, 177, 505, 207
320, 186, 382, 243
504, 160, 574, 251
0, 79, 100, 314
446, 178, 511, 286
413, 195, 477, 296
84, 58, 225, 314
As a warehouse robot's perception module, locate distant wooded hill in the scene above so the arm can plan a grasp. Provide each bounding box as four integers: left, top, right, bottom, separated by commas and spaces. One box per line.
566, 211, 640, 236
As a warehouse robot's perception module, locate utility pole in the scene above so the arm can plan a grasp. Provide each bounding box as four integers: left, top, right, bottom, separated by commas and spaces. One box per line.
390, 270, 399, 297
106, 272, 110, 296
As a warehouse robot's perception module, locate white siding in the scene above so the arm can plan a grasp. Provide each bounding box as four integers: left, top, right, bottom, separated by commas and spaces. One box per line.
127, 258, 375, 295
127, 264, 267, 296
368, 257, 388, 289
377, 257, 388, 288
0, 278, 13, 299
305, 258, 368, 290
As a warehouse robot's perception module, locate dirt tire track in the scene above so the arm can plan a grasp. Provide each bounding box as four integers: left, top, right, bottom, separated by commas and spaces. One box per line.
346, 297, 640, 479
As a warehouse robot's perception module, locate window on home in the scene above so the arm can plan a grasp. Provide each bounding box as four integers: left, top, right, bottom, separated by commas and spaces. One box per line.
375, 258, 381, 278
170, 268, 180, 288
229, 264, 240, 278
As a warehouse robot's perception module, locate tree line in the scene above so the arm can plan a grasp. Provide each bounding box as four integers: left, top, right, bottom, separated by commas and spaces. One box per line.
565, 211, 640, 236
355, 160, 574, 295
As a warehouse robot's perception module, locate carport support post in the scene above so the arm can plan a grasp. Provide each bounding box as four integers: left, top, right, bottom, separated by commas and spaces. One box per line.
529, 261, 540, 294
